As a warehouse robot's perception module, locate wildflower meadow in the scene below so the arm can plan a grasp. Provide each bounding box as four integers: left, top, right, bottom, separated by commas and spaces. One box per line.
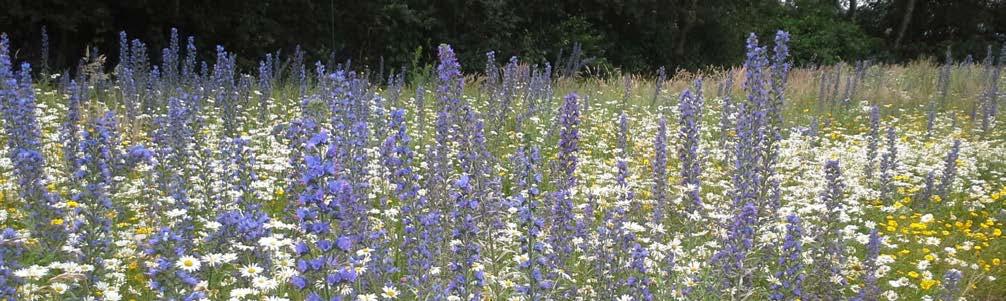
0, 28, 1004, 301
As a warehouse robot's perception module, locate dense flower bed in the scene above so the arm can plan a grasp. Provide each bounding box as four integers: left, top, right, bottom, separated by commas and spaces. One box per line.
0, 30, 1003, 300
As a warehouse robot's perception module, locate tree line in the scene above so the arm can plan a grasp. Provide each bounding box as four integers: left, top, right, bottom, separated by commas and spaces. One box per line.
1, 0, 1004, 76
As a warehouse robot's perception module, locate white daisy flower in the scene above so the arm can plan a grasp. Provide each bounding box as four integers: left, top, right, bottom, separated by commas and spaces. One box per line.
240, 263, 263, 278
175, 256, 201, 272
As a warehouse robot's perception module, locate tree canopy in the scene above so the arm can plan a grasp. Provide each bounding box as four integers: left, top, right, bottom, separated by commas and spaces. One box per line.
1, 0, 1004, 75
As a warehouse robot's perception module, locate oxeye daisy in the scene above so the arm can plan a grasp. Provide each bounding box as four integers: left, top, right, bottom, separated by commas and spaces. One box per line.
240, 263, 263, 278
50, 283, 68, 295
230, 288, 258, 299
175, 256, 201, 272
221, 253, 239, 264
201, 253, 224, 266
381, 285, 400, 299
258, 235, 285, 251
252, 276, 279, 291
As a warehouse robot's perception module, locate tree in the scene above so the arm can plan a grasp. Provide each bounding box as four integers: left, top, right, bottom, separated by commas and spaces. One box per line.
893, 0, 916, 49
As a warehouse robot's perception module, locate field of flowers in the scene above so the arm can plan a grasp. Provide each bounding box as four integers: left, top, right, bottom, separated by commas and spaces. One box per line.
0, 29, 1004, 301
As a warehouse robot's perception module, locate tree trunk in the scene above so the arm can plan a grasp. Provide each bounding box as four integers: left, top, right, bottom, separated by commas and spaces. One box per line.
893, 0, 917, 49
673, 0, 698, 57
847, 0, 857, 20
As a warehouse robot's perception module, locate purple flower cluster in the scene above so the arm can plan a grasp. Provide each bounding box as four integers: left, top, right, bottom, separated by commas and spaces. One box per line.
652, 115, 668, 225
1, 42, 63, 244
865, 105, 880, 179
719, 69, 736, 148
74, 112, 123, 273
259, 53, 275, 124
386, 108, 441, 296
940, 269, 963, 301
715, 33, 768, 291
978, 43, 1004, 132
0, 228, 22, 300
879, 126, 898, 198
512, 146, 551, 297
816, 160, 849, 299
854, 229, 881, 301
771, 214, 804, 301
62, 81, 84, 177
678, 81, 704, 211
548, 93, 581, 284
936, 140, 961, 201
289, 128, 361, 299
224, 137, 260, 209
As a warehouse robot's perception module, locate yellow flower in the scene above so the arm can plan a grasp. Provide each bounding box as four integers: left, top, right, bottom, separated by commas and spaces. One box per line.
886, 220, 898, 232
907, 271, 919, 278
50, 218, 64, 225
920, 279, 939, 290
66, 201, 78, 208
893, 201, 904, 209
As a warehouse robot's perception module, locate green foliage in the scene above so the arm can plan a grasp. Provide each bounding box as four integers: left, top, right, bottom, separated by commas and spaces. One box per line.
1, 0, 1003, 75
407, 46, 433, 86
779, 7, 881, 65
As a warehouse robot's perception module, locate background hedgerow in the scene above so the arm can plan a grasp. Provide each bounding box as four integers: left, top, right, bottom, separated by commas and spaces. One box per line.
3, 1, 1006, 75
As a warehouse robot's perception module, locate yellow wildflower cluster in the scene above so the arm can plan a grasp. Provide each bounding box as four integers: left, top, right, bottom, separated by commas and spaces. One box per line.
875, 181, 1005, 298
